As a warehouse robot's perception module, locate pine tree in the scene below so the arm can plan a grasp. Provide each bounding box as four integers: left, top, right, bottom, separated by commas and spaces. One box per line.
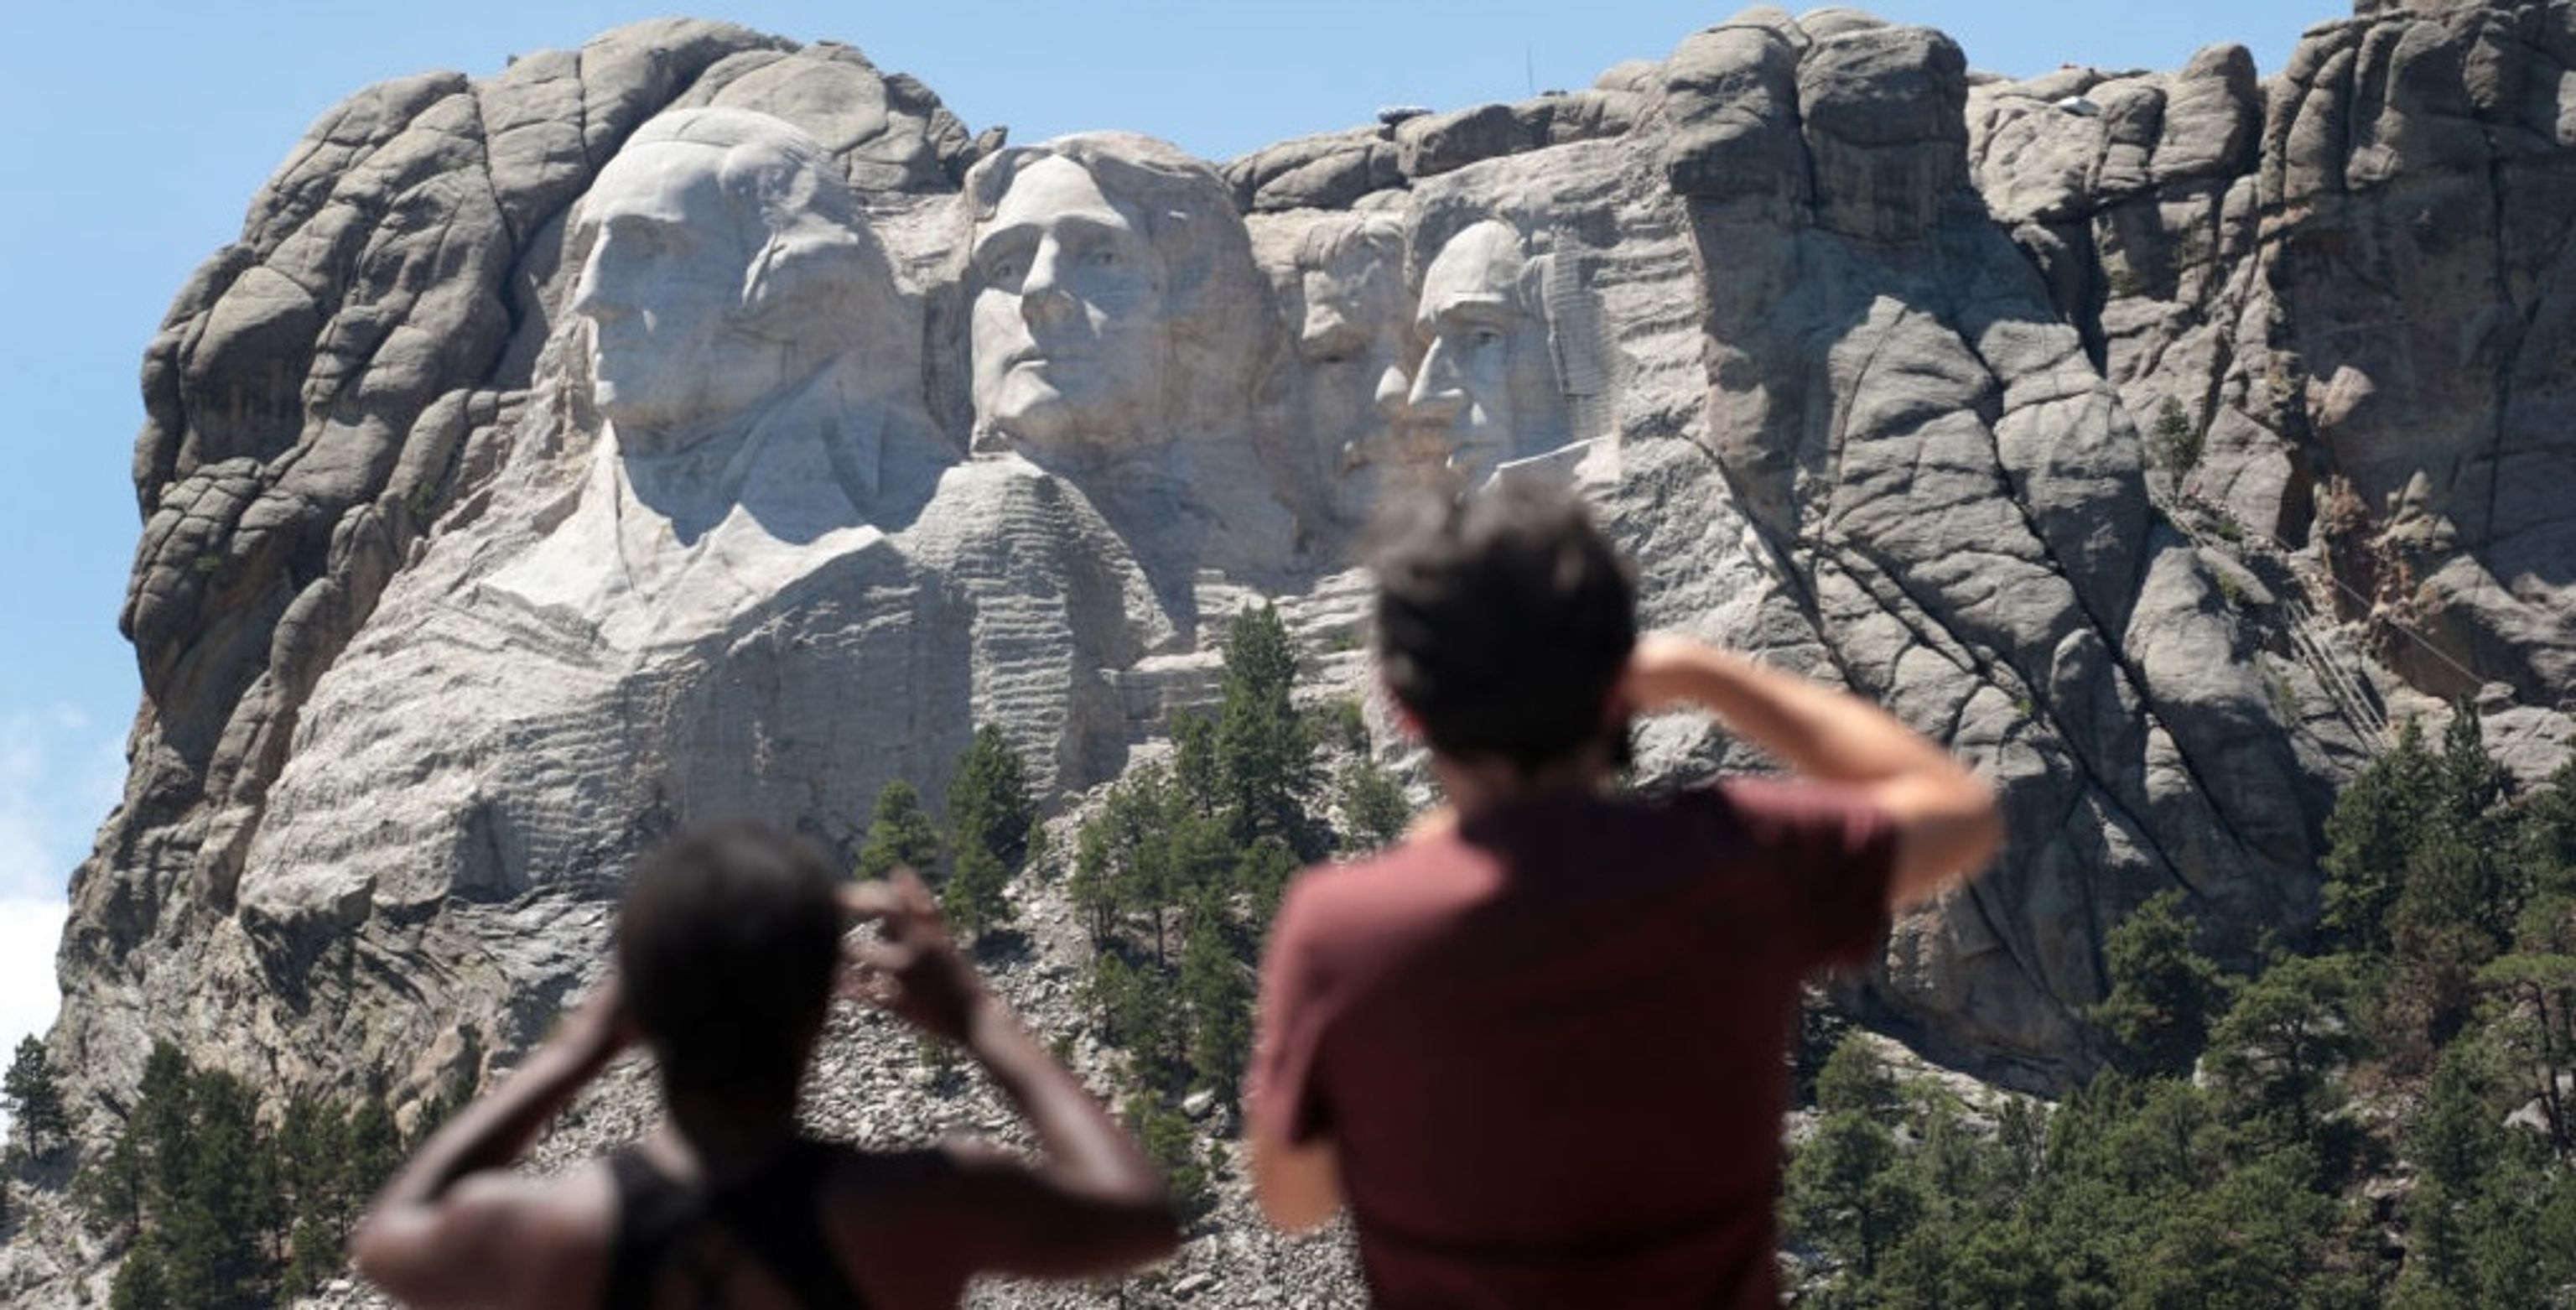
1216, 604, 1320, 857
96, 1047, 287, 1310
2477, 936, 2576, 1157
1082, 765, 1187, 962
2150, 395, 2204, 474
942, 842, 1013, 938
1784, 1035, 1924, 1288
2322, 718, 2442, 954
856, 779, 942, 881
1179, 895, 1253, 1097
947, 725, 1036, 873
1233, 839, 1301, 929
109, 1245, 168, 1310
2090, 889, 2235, 1079
1124, 1094, 1213, 1221
1089, 951, 1187, 1094
273, 1092, 351, 1297
1813, 1033, 1898, 1116
1333, 756, 1411, 855
1169, 710, 1223, 819
2205, 954, 2366, 1147
2399, 1041, 2510, 1300
341, 1082, 403, 1212
156, 1066, 282, 1308
3, 1035, 69, 1163
1068, 819, 1122, 944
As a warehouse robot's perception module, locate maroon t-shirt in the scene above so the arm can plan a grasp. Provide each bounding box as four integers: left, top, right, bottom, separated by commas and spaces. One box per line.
1248, 778, 1897, 1308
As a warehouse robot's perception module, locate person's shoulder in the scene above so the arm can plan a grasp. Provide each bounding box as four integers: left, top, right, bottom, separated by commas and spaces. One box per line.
1280, 836, 1460, 911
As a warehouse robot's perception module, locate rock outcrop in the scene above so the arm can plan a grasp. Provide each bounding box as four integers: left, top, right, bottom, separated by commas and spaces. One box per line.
14, 2, 2576, 1303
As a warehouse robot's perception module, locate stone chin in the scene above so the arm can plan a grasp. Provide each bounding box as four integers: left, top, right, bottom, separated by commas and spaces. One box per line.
979, 360, 1165, 457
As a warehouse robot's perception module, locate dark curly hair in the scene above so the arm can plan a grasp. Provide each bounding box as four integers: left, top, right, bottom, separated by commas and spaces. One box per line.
1369, 481, 1637, 773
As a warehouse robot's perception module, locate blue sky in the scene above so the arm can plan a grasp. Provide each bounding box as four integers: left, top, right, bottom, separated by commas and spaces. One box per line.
0, 0, 2341, 1107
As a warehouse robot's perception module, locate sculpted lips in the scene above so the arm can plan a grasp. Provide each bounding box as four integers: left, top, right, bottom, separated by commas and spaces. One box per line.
1007, 343, 1092, 372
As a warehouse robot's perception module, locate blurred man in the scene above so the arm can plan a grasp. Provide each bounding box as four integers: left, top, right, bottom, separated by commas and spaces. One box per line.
1247, 483, 2002, 1307
354, 823, 1176, 1308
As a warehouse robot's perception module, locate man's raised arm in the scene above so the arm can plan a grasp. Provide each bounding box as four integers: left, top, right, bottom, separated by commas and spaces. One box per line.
1620, 634, 2005, 907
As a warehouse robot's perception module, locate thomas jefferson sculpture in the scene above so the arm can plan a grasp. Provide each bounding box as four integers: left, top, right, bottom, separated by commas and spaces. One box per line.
961, 132, 1301, 600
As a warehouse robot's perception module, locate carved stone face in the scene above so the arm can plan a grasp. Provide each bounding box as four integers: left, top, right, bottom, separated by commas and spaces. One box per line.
1291, 221, 1415, 507
569, 141, 795, 446
1406, 220, 1558, 480
969, 155, 1167, 453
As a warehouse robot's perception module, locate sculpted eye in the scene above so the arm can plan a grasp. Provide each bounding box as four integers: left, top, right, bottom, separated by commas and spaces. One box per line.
1468, 327, 1505, 348
1084, 247, 1120, 268
981, 248, 1031, 288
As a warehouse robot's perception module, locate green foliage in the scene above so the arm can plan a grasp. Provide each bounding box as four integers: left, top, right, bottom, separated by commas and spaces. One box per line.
1169, 710, 1223, 819
1216, 604, 1321, 858
2150, 395, 2205, 474
1320, 698, 1369, 754
2323, 719, 2444, 955
2319, 709, 2549, 1068
1333, 756, 1412, 855
3, 1035, 69, 1164
1784, 1098, 1913, 1284
2206, 953, 2368, 1148
1179, 896, 1254, 1101
1124, 1094, 1213, 1222
75, 1043, 424, 1306
2090, 889, 2235, 1079
856, 778, 942, 882
1780, 724, 2576, 1307
948, 724, 1036, 875
941, 842, 1013, 938
90, 1043, 282, 1309
1814, 1033, 1898, 1117
1790, 991, 1855, 1109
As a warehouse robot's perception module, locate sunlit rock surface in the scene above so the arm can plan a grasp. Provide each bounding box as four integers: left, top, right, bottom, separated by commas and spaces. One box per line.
16, 3, 2576, 1303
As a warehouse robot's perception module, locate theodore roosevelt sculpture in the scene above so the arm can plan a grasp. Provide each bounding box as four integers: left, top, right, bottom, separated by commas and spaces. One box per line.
1253, 210, 1426, 525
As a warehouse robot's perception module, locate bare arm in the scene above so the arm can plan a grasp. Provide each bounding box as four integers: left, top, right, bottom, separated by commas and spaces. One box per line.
1250, 1120, 1341, 1231
348, 983, 630, 1306
1622, 634, 2004, 907
846, 871, 1180, 1275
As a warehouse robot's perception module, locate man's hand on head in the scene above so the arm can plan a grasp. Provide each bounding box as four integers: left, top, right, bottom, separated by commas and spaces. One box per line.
1612, 629, 2005, 907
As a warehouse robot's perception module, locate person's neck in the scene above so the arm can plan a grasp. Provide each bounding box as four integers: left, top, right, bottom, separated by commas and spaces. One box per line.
1430, 746, 1614, 823
662, 1086, 801, 1180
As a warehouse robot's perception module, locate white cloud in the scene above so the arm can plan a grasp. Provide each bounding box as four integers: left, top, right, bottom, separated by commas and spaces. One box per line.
0, 704, 119, 1140
0, 895, 67, 1141
0, 704, 120, 902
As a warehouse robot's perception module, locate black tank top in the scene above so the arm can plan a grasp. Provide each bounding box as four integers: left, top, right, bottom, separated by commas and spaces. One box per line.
602, 1140, 870, 1310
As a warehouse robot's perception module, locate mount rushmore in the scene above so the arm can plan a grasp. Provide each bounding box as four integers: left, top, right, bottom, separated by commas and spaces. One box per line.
22, 6, 2576, 1282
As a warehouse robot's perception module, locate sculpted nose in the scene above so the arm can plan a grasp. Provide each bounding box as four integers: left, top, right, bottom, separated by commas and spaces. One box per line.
1019, 237, 1078, 330
1407, 340, 1466, 420
1374, 359, 1413, 418
569, 242, 626, 321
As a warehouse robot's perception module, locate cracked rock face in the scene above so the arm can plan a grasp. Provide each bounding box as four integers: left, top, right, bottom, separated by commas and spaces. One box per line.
18, 3, 2576, 1302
